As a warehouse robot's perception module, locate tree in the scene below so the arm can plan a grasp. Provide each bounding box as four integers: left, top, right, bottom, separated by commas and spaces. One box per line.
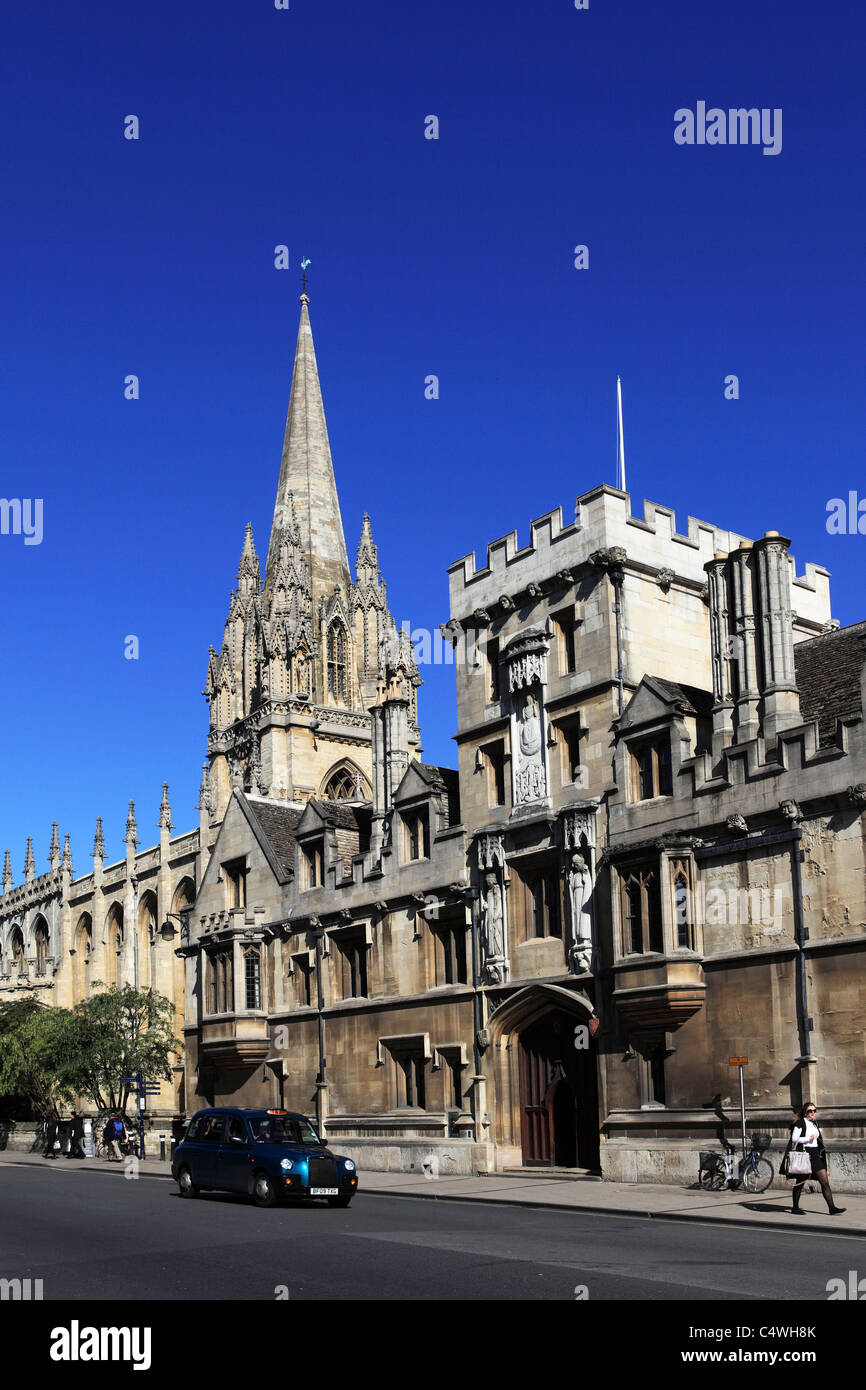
0, 998, 76, 1118
57, 984, 182, 1116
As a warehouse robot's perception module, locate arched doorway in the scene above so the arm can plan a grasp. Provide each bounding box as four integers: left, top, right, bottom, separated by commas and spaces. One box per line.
517, 1010, 598, 1169
488, 984, 601, 1172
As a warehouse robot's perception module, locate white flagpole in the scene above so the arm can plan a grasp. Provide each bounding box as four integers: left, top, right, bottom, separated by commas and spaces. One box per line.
616, 376, 626, 492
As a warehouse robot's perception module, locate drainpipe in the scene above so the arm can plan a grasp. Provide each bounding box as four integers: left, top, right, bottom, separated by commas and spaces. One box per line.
313, 920, 328, 1133
611, 565, 625, 717
790, 827, 813, 1062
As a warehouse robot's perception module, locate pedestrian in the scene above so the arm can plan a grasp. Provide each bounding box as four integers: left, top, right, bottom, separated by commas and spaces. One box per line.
783, 1101, 846, 1216
67, 1110, 85, 1159
43, 1115, 58, 1159
104, 1110, 126, 1162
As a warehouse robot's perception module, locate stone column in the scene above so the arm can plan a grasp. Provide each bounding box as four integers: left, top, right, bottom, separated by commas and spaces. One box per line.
754, 532, 801, 744
730, 543, 761, 744
705, 554, 735, 758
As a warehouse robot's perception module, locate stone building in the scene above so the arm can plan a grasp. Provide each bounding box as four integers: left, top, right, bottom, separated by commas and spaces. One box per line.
3, 291, 864, 1184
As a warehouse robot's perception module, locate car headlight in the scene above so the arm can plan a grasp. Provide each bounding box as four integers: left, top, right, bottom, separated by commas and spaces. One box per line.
280, 1158, 294, 1172
344, 1160, 355, 1172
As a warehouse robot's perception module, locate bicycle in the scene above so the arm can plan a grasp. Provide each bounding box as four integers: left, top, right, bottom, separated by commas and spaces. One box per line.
698, 1133, 774, 1193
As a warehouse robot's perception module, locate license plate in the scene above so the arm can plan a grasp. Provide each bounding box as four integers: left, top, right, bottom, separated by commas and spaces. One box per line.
310, 1187, 338, 1196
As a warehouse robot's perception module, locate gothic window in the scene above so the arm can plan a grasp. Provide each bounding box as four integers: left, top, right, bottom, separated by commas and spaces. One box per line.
519, 868, 562, 940
619, 865, 663, 956
34, 923, 49, 977
208, 950, 233, 1014
244, 947, 261, 1010
327, 621, 347, 700
395, 1051, 426, 1109
672, 860, 693, 950
335, 930, 368, 999
11, 927, 25, 971
630, 735, 673, 801
324, 766, 357, 801
433, 920, 468, 985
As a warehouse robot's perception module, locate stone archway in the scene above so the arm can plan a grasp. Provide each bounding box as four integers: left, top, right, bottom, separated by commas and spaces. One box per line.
487, 984, 600, 1172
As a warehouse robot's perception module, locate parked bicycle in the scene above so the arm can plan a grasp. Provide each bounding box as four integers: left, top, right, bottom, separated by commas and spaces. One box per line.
698, 1133, 774, 1193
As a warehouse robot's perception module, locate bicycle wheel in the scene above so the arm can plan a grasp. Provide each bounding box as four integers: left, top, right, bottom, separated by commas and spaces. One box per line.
742, 1156, 774, 1193
699, 1157, 726, 1191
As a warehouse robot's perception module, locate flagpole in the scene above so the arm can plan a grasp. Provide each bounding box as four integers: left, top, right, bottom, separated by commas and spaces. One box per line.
616, 376, 626, 492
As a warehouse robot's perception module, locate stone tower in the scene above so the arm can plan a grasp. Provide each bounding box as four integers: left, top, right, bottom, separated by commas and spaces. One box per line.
203, 293, 411, 816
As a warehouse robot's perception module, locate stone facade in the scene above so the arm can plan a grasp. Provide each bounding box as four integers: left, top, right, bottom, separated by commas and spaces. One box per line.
3, 293, 865, 1186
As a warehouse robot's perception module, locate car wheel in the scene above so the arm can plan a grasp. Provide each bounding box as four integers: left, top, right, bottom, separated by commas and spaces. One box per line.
327, 1195, 352, 1208
253, 1171, 277, 1208
178, 1166, 199, 1199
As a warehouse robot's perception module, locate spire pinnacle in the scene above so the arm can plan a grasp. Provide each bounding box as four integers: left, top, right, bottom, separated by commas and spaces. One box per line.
2, 849, 12, 896
49, 822, 61, 870
24, 836, 35, 882
125, 801, 139, 849
158, 783, 174, 832
92, 817, 105, 861
62, 834, 73, 875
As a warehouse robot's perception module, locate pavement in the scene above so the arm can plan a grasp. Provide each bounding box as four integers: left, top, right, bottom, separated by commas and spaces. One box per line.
2, 1148, 865, 1238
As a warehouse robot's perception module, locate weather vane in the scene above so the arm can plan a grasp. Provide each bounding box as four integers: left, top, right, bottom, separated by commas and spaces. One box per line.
301, 257, 311, 295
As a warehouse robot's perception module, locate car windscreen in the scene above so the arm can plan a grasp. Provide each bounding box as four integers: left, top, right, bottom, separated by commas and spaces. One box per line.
248, 1116, 323, 1146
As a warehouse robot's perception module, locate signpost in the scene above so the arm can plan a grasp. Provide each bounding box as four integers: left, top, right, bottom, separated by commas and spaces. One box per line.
729, 1056, 749, 1158
120, 1072, 159, 1161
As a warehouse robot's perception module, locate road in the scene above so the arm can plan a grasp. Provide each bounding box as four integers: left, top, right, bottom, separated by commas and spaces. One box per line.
0, 1160, 857, 1302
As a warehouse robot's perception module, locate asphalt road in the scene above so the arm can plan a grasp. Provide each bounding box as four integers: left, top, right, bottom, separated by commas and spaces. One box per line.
0, 1160, 860, 1304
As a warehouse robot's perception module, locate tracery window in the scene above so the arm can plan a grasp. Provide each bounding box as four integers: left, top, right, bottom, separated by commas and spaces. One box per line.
34, 924, 49, 977
324, 766, 357, 800
619, 865, 663, 955
327, 622, 347, 699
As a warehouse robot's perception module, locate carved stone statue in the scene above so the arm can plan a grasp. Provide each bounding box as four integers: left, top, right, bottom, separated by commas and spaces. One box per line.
480, 871, 506, 982
515, 691, 546, 803
567, 852, 593, 972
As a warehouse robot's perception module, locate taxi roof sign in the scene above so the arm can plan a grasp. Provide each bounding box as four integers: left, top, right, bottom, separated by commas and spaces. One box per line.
266, 1108, 288, 1115
728, 1056, 748, 1065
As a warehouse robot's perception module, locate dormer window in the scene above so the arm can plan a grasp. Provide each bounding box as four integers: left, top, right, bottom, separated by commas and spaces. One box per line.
403, 807, 430, 861
630, 735, 673, 801
303, 841, 325, 888
223, 858, 247, 909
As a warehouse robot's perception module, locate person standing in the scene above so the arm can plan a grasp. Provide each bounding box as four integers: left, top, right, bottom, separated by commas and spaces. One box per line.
105, 1110, 126, 1162
43, 1115, 58, 1159
66, 1110, 85, 1159
784, 1102, 846, 1215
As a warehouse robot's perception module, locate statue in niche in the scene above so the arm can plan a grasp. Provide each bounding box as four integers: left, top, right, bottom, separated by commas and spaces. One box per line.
515, 690, 546, 802
295, 648, 309, 695
480, 871, 506, 982
567, 850, 594, 972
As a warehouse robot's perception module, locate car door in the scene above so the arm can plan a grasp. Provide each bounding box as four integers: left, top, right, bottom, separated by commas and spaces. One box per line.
217, 1115, 253, 1194
194, 1113, 226, 1187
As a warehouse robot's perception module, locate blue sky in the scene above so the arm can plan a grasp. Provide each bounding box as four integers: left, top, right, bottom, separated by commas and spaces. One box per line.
1, 0, 863, 872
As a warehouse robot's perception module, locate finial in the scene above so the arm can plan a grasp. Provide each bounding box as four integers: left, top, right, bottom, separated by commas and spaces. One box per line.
24, 835, 35, 883
125, 801, 139, 849
2, 849, 12, 895
158, 782, 174, 832
49, 822, 61, 870
62, 834, 73, 875
197, 762, 213, 815
92, 817, 105, 860
300, 257, 311, 300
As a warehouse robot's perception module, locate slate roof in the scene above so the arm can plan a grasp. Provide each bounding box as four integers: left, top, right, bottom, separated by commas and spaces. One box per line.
304, 799, 363, 831
644, 677, 715, 717
242, 797, 303, 879
794, 621, 866, 747
415, 764, 460, 827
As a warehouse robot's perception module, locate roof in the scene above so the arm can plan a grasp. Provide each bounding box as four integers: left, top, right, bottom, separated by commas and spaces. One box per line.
303, 798, 362, 830
241, 796, 303, 878
794, 622, 866, 747
643, 677, 714, 717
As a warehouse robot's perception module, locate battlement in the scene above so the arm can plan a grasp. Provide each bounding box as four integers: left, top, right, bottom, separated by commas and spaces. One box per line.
447, 485, 832, 627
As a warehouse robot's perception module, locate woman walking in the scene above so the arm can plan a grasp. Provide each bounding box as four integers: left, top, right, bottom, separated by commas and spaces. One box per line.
785, 1102, 845, 1215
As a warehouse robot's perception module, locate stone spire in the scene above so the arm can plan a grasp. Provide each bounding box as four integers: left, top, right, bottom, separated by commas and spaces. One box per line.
2, 849, 12, 896
265, 294, 351, 610
158, 782, 174, 832
124, 801, 138, 849
62, 834, 73, 875
196, 763, 212, 815
49, 822, 61, 871
355, 512, 381, 588
24, 836, 35, 883
92, 817, 105, 861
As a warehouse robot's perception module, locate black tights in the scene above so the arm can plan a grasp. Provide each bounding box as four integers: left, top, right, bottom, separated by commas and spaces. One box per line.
792, 1168, 837, 1211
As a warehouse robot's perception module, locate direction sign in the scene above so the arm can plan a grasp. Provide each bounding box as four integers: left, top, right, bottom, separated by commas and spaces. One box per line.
728, 1056, 748, 1066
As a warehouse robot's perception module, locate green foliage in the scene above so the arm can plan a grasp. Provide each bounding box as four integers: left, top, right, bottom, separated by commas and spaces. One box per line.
0, 997, 76, 1118
0, 985, 183, 1119
58, 984, 183, 1114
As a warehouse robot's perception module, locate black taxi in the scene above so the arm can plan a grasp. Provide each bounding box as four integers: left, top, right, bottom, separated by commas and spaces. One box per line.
171, 1108, 359, 1208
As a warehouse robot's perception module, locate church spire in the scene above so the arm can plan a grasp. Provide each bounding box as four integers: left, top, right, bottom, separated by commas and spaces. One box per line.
266, 294, 351, 609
